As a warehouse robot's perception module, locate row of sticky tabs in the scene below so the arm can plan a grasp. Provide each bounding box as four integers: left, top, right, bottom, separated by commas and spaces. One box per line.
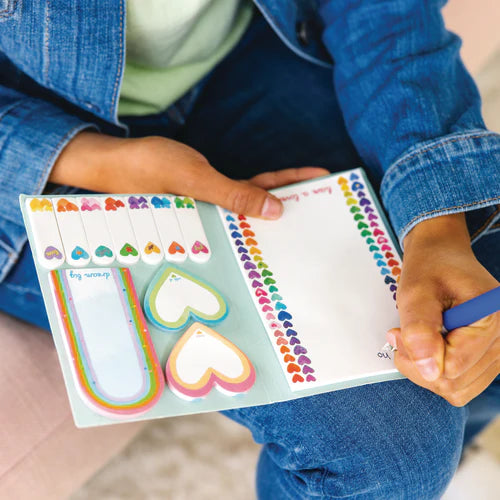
26, 195, 211, 269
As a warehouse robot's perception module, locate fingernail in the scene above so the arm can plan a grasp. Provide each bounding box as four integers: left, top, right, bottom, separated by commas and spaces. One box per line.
415, 358, 440, 381
386, 331, 397, 349
261, 196, 283, 219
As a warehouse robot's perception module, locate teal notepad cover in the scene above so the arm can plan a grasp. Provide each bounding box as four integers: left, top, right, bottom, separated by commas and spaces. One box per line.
20, 168, 404, 428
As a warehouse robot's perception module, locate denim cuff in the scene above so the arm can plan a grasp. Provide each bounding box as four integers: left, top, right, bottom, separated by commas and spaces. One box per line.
380, 130, 500, 247
0, 97, 95, 282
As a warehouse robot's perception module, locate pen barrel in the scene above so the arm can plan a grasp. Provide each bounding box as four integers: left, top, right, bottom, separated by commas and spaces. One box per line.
443, 286, 500, 331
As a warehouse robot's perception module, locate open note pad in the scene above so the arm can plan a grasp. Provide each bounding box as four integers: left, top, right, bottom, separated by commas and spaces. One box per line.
21, 168, 404, 428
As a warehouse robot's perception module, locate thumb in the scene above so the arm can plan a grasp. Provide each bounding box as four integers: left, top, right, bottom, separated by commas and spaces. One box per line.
192, 168, 283, 219
398, 293, 445, 382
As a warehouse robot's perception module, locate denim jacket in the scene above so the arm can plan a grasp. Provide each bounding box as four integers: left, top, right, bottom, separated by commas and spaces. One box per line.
0, 0, 498, 282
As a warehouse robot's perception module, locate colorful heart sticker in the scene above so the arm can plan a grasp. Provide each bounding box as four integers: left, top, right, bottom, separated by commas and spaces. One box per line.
192, 241, 209, 255
30, 198, 53, 212
144, 266, 227, 331
168, 241, 185, 255
105, 197, 125, 211
81, 197, 101, 211
95, 245, 113, 258
151, 196, 171, 209
71, 246, 89, 260
145, 242, 161, 254
165, 323, 255, 400
44, 246, 63, 260
57, 198, 79, 212
120, 243, 139, 257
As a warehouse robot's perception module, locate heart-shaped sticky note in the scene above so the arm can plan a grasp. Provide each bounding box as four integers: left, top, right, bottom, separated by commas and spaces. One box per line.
145, 242, 161, 255
165, 323, 255, 400
144, 266, 227, 331
44, 246, 63, 260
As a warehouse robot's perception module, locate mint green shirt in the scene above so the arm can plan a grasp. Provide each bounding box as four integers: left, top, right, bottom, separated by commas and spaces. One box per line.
118, 0, 253, 116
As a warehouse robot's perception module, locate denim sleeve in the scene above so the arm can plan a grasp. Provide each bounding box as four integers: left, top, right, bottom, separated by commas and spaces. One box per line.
0, 85, 94, 281
319, 0, 500, 246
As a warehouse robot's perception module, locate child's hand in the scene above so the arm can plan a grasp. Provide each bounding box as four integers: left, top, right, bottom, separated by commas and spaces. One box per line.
49, 131, 328, 218
387, 213, 500, 406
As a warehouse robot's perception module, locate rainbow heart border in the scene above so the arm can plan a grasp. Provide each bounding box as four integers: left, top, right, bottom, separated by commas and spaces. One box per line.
337, 172, 401, 301
222, 212, 316, 385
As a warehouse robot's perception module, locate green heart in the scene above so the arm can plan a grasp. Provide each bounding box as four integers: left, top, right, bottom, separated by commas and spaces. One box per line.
257, 262, 269, 269
361, 229, 372, 237
369, 245, 380, 252
271, 293, 283, 301
366, 237, 375, 244
174, 197, 185, 208
120, 243, 138, 257
268, 285, 278, 293
261, 269, 273, 277
357, 221, 368, 229
354, 213, 365, 221
264, 277, 276, 285
350, 206, 361, 213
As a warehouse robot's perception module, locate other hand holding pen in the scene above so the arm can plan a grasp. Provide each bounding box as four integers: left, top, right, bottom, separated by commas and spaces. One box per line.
387, 213, 500, 407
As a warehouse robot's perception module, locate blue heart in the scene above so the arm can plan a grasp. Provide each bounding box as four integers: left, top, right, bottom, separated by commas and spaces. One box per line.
278, 310, 292, 321
350, 172, 359, 180
283, 320, 293, 329
71, 246, 89, 260
373, 253, 384, 259
226, 215, 235, 221
286, 329, 297, 337
229, 223, 238, 230
231, 231, 242, 238
380, 268, 390, 275
384, 276, 396, 284
376, 259, 386, 267
275, 302, 287, 310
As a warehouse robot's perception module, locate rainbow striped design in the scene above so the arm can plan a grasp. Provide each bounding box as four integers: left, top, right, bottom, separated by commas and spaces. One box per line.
338, 172, 401, 301
50, 268, 164, 418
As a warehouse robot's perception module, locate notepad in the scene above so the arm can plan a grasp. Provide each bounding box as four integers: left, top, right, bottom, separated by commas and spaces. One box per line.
20, 168, 403, 427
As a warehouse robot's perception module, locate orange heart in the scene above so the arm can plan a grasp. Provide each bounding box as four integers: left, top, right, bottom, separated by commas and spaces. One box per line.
168, 241, 185, 255
242, 229, 255, 237
283, 354, 295, 363
287, 363, 301, 373
292, 373, 304, 383
392, 267, 401, 276
245, 238, 257, 246
145, 242, 160, 254
337, 176, 348, 185
280, 345, 290, 354
239, 222, 251, 229
57, 198, 79, 212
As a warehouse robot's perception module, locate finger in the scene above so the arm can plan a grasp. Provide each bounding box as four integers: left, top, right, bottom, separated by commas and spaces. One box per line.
183, 167, 284, 219
443, 312, 500, 379
442, 358, 500, 407
397, 288, 445, 382
248, 167, 330, 190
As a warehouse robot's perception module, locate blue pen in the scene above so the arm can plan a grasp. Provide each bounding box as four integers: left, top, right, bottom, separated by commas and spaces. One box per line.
442, 285, 500, 332
381, 286, 500, 353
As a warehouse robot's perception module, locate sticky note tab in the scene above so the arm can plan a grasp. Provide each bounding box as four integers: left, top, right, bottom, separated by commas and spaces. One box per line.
126, 196, 164, 265
103, 197, 140, 265
25, 197, 65, 269
148, 195, 187, 263
52, 198, 91, 267
165, 322, 256, 400
78, 197, 115, 265
174, 197, 211, 263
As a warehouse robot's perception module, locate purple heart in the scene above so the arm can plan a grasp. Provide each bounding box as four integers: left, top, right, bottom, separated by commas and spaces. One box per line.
390, 284, 397, 292
306, 375, 317, 382
360, 198, 371, 206
370, 221, 379, 227
235, 239, 244, 246
356, 191, 366, 198
364, 206, 374, 214
286, 329, 297, 337
244, 261, 256, 270
294, 345, 307, 355
302, 365, 315, 374
44, 246, 62, 260
298, 355, 311, 365
283, 320, 293, 329
289, 337, 300, 345
240, 254, 250, 261
248, 270, 261, 279
393, 292, 397, 301
368, 213, 378, 221
238, 246, 248, 254
252, 280, 263, 288
137, 196, 147, 204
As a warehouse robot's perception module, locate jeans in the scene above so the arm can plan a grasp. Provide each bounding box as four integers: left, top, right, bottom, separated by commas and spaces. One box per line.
1, 15, 498, 499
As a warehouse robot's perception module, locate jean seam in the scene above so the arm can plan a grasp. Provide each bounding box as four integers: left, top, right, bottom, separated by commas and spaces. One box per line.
110, 0, 125, 119
382, 130, 496, 187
